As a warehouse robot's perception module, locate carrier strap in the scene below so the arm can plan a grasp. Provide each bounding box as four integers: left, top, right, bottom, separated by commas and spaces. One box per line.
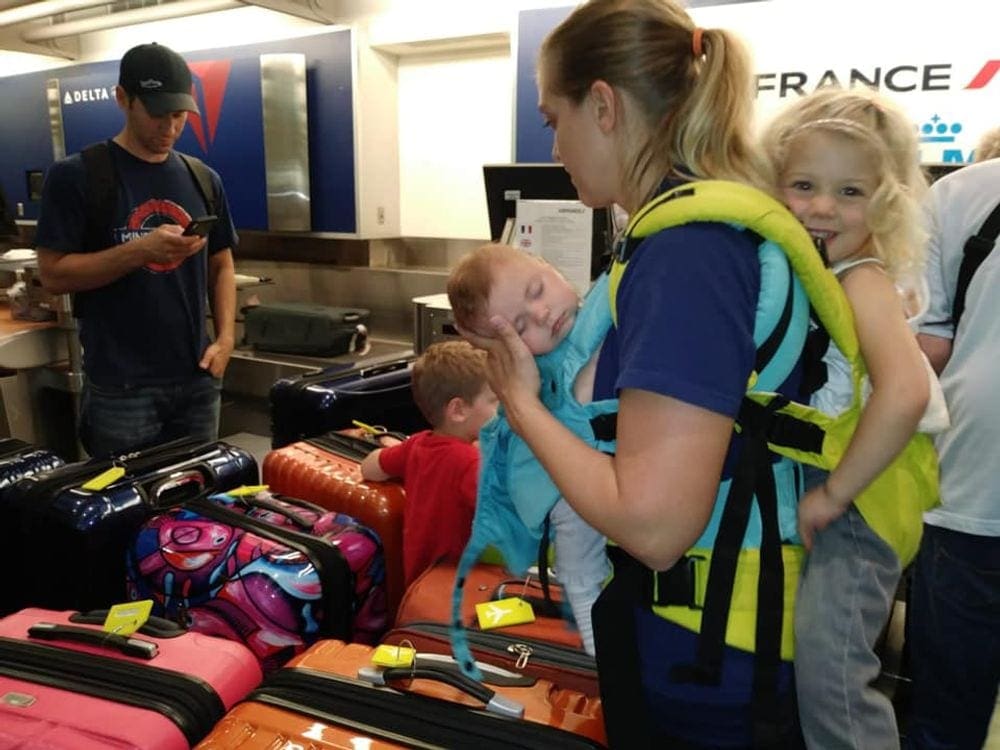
669, 395, 788, 748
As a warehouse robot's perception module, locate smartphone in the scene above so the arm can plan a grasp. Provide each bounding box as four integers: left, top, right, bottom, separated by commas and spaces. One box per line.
182, 214, 218, 237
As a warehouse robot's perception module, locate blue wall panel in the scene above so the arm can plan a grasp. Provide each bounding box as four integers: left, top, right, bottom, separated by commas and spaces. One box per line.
0, 28, 355, 233
0, 70, 53, 224
515, 6, 573, 163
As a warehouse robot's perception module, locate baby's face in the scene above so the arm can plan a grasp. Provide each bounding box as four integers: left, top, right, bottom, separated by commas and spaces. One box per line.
484, 255, 580, 355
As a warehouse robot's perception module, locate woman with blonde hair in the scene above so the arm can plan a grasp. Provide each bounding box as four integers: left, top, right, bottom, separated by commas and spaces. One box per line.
461, 0, 809, 745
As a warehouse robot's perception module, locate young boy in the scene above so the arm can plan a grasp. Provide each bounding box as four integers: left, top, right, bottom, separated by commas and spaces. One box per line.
360, 340, 498, 588
447, 243, 613, 655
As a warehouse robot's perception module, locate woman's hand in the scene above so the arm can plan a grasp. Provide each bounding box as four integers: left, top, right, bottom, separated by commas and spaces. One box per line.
458, 315, 541, 434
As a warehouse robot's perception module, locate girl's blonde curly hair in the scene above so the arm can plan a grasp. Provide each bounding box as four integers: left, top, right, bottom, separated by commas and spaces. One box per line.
761, 87, 928, 283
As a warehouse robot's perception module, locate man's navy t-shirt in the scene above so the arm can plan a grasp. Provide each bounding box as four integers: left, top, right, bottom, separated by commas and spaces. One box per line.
35, 142, 237, 386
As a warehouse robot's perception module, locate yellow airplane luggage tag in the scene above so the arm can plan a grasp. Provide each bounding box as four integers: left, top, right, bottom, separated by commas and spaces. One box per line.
226, 485, 269, 497
371, 642, 415, 668
80, 466, 125, 491
475, 597, 535, 630
102, 600, 153, 637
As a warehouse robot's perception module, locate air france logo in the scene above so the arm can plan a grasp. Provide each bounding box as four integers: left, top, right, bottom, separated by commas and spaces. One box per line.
187, 60, 232, 153
966, 60, 1000, 89
757, 59, 1000, 97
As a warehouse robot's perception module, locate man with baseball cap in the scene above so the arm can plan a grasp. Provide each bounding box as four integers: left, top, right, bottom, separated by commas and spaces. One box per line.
119, 42, 201, 117
34, 42, 237, 457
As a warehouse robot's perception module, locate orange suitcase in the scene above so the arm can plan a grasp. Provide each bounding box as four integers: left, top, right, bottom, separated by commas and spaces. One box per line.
262, 432, 407, 621
396, 562, 585, 650
196, 639, 606, 749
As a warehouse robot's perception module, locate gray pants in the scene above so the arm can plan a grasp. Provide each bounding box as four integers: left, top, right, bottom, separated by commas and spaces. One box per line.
795, 503, 902, 750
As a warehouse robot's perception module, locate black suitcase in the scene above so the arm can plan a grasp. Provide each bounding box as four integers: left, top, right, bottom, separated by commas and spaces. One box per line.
269, 356, 428, 449
0, 437, 258, 616
0, 437, 64, 500
243, 303, 370, 357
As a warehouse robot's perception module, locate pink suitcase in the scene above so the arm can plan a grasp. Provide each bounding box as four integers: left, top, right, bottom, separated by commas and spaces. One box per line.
0, 607, 263, 749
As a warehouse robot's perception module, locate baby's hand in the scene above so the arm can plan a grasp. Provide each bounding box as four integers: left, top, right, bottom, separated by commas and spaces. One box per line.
797, 483, 851, 551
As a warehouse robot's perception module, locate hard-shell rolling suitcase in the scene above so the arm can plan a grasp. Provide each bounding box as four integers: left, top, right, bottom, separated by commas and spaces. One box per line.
0, 607, 262, 749
0, 437, 64, 499
262, 432, 408, 622
0, 438, 258, 616
383, 621, 599, 697
243, 303, 370, 358
396, 562, 585, 649
269, 356, 428, 449
196, 639, 607, 749
127, 488, 388, 673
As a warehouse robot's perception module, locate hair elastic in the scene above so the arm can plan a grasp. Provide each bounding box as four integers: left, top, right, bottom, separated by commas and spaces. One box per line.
691, 27, 704, 58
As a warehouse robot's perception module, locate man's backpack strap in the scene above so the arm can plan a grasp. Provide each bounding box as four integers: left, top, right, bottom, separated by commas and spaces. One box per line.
953, 198, 1000, 330
80, 141, 118, 253
177, 152, 218, 218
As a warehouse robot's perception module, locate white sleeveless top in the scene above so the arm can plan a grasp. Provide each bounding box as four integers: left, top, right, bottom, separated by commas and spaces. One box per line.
810, 258, 950, 433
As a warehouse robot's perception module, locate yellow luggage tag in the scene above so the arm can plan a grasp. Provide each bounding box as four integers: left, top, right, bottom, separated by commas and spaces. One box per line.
371, 641, 415, 668
226, 485, 269, 497
102, 600, 153, 637
352, 419, 387, 436
80, 466, 125, 492
475, 597, 536, 630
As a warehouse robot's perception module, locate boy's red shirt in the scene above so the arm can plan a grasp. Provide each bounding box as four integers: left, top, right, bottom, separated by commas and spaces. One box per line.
377, 430, 479, 586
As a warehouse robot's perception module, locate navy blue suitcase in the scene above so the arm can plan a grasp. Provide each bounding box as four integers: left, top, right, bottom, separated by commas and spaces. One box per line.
0, 437, 258, 616
269, 356, 428, 449
0, 437, 64, 500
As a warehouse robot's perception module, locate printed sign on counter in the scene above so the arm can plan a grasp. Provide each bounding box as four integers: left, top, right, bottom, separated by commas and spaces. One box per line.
515, 199, 593, 297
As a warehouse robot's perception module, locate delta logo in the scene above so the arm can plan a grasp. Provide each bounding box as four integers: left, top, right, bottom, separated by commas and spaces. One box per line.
59, 58, 232, 154
62, 86, 113, 105
757, 59, 1000, 98
187, 60, 232, 154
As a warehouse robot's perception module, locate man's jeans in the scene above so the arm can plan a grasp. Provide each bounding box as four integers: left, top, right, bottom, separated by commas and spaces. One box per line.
80, 376, 222, 457
904, 524, 1000, 750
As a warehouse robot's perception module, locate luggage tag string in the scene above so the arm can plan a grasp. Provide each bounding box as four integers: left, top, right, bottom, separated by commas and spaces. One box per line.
402, 638, 416, 680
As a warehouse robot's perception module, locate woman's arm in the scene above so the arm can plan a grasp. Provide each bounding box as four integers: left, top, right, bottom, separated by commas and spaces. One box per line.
473, 317, 731, 571
810, 266, 929, 523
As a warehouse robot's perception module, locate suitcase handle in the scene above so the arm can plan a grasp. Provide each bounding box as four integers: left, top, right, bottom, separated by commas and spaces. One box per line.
308, 432, 382, 461
146, 468, 208, 509
493, 584, 564, 621
27, 623, 159, 660
234, 494, 313, 530
68, 611, 187, 639
357, 360, 410, 379
357, 665, 525, 719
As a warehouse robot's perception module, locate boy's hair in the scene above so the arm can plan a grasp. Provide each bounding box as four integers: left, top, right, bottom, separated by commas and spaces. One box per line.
539, 0, 766, 210
411, 340, 489, 427
761, 86, 928, 282
974, 126, 1000, 163
447, 243, 528, 333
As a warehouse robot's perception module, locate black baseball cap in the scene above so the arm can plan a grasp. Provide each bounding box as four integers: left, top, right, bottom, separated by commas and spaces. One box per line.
119, 43, 199, 117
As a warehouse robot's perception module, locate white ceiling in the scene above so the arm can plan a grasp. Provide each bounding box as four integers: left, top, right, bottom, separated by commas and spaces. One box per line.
0, 0, 359, 58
